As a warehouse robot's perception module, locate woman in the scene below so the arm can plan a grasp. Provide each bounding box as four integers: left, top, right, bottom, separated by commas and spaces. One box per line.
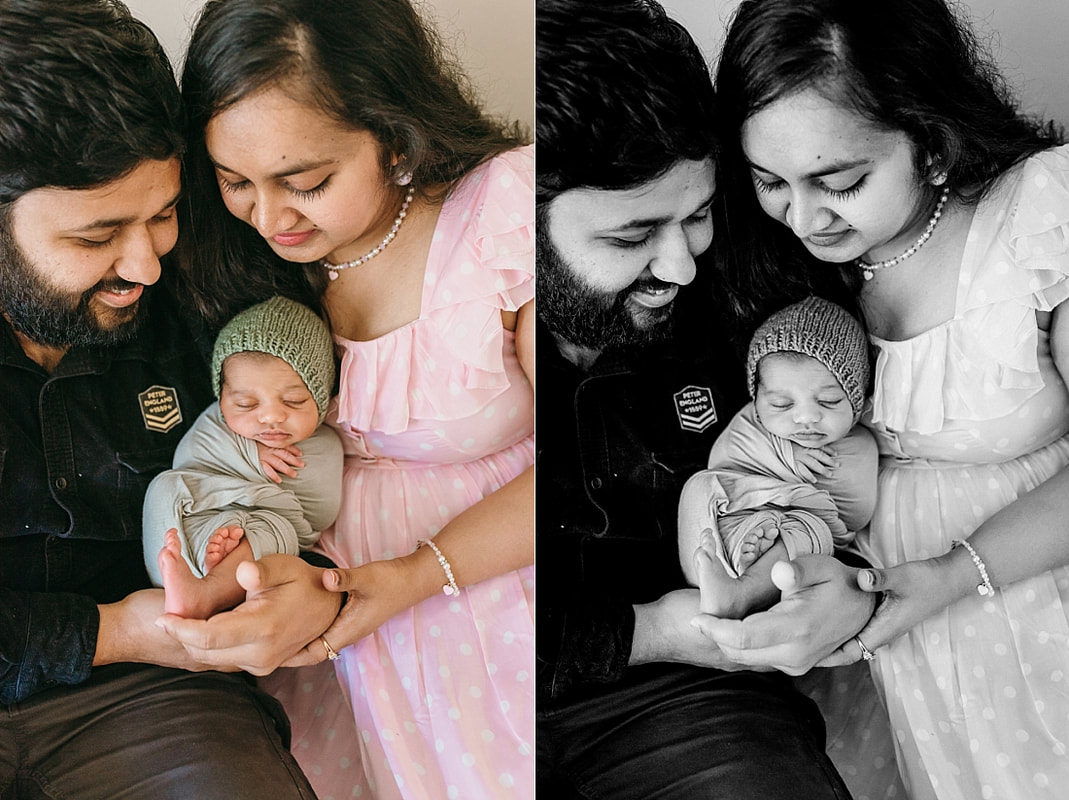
178, 1, 534, 797
713, 0, 1069, 798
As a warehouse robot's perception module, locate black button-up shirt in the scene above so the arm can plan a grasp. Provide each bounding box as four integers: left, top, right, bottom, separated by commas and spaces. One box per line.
536, 306, 748, 705
0, 285, 214, 703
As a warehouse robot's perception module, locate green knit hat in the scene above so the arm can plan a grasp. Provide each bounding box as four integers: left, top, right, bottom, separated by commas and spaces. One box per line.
211, 297, 335, 421
746, 296, 870, 421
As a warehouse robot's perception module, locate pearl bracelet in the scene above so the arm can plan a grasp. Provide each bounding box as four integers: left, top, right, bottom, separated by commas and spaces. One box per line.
416, 538, 460, 596
951, 539, 994, 597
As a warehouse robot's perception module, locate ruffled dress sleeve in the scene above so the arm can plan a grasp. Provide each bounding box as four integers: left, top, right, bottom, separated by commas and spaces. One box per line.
868, 144, 1069, 436
333, 145, 534, 437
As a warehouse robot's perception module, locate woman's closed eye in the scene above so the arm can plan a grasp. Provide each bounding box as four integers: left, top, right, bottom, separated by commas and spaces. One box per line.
751, 172, 867, 200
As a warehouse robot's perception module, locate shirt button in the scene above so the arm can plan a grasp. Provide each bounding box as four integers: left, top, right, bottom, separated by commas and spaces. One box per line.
54, 477, 67, 490
590, 477, 603, 490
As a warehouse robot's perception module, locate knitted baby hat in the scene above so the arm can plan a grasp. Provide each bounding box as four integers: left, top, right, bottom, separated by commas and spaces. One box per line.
745, 296, 870, 421
211, 296, 336, 421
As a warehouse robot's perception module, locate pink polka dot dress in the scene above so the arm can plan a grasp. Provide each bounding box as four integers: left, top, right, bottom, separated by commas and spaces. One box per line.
261, 146, 534, 800
832, 145, 1069, 799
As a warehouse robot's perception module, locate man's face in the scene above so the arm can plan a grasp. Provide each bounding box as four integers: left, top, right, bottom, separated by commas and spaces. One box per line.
0, 158, 181, 349
538, 158, 715, 351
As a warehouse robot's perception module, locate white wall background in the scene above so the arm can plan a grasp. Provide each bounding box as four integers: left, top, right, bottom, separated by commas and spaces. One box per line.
660, 0, 1069, 127
124, 0, 534, 131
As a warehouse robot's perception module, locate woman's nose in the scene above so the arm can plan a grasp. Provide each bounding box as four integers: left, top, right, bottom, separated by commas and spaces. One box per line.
786, 192, 834, 239
251, 191, 299, 238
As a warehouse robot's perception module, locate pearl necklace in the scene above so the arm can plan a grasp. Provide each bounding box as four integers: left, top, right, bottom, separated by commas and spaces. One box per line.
856, 187, 950, 281
321, 186, 415, 280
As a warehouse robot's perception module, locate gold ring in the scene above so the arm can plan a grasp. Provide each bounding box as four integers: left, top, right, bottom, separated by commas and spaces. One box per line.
321, 636, 341, 661
855, 635, 876, 662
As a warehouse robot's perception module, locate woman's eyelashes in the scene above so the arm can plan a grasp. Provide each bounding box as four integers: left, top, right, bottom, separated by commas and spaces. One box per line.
751, 173, 867, 200
218, 174, 332, 200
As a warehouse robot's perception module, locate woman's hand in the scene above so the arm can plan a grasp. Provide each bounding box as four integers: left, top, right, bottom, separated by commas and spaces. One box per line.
817, 550, 969, 667
282, 556, 436, 667
690, 554, 875, 675
156, 554, 341, 674
255, 442, 304, 483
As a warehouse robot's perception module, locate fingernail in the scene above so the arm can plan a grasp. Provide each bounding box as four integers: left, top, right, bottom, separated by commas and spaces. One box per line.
326, 570, 339, 587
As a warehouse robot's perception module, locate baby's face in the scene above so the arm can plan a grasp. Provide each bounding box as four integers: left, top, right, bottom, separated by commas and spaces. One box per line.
220, 352, 320, 449
754, 353, 854, 448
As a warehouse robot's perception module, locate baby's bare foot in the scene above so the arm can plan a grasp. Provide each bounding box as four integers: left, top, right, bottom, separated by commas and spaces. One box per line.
158, 530, 220, 618
204, 525, 245, 570
695, 529, 748, 619
737, 525, 779, 570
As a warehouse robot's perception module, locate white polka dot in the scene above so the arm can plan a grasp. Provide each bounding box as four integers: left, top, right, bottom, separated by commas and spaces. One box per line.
499, 173, 514, 188
996, 753, 1011, 768
516, 670, 529, 682
448, 707, 461, 721
1035, 173, 1050, 188
503, 631, 515, 644
500, 699, 510, 713
483, 405, 497, 418
972, 665, 986, 679
499, 773, 515, 788
1016, 729, 1030, 743
430, 625, 442, 637
460, 643, 473, 656
435, 738, 446, 753
982, 707, 996, 721
439, 665, 451, 678
461, 752, 476, 767
381, 727, 395, 741
460, 261, 475, 274
447, 786, 459, 799
481, 728, 495, 743
470, 686, 482, 698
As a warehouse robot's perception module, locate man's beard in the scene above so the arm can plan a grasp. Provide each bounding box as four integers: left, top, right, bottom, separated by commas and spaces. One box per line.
0, 224, 148, 349
536, 224, 676, 351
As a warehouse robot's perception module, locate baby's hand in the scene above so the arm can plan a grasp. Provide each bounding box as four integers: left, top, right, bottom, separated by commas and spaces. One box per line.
791, 443, 836, 482
256, 442, 304, 483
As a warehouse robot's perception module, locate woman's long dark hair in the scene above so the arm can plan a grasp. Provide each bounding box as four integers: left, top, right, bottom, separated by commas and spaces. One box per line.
713, 0, 1064, 333
178, 0, 527, 328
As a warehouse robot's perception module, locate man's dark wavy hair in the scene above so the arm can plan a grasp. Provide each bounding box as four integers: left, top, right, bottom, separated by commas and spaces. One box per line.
536, 0, 717, 208
0, 0, 182, 204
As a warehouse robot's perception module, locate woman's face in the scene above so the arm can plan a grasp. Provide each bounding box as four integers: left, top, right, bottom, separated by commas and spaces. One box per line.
741, 88, 930, 265
204, 86, 395, 265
